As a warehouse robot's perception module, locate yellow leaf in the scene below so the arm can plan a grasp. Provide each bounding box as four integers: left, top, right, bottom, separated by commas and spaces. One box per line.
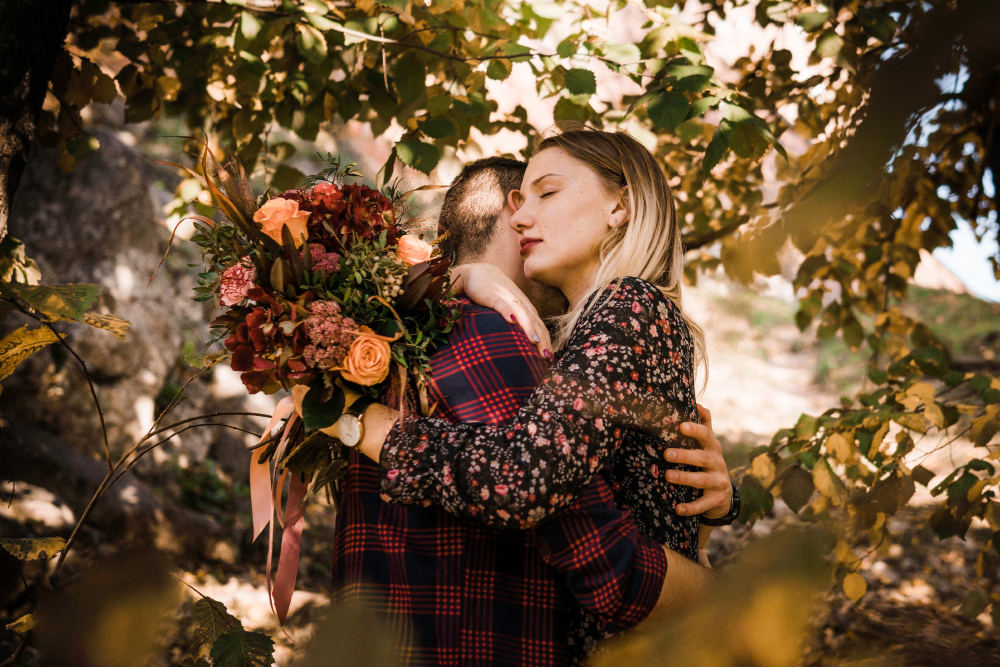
894, 412, 927, 434
970, 405, 1000, 447
967, 478, 989, 504
825, 432, 852, 463
750, 454, 776, 487
6, 614, 35, 633
983, 501, 1000, 531
843, 573, 867, 602
812, 458, 844, 506
157, 75, 181, 102
82, 313, 131, 340
871, 422, 890, 454
0, 325, 60, 381
0, 537, 67, 560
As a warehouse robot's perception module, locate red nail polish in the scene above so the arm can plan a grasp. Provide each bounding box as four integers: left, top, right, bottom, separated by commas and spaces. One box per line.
543, 349, 554, 360
510, 314, 517, 323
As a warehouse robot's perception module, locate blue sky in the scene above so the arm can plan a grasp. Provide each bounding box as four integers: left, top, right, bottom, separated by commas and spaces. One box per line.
933, 219, 1000, 302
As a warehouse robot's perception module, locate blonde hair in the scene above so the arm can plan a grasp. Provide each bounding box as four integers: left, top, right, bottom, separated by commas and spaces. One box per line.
536, 123, 707, 382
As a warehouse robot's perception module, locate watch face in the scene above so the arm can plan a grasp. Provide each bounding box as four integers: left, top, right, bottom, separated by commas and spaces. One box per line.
336, 414, 362, 447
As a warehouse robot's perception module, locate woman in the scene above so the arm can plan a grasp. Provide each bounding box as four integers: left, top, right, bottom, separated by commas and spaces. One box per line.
349, 125, 733, 556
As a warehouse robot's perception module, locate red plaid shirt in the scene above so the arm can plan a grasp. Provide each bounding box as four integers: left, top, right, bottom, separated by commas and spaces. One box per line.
331, 299, 667, 666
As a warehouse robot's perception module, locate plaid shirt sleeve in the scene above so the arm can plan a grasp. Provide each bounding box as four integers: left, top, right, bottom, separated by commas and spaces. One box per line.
531, 477, 667, 632
425, 300, 667, 632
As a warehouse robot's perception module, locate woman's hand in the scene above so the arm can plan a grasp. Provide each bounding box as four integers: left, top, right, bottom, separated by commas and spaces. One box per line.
663, 405, 733, 519
451, 263, 553, 358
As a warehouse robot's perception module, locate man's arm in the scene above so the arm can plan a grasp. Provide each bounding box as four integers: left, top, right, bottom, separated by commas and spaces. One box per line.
652, 546, 718, 616
531, 475, 668, 633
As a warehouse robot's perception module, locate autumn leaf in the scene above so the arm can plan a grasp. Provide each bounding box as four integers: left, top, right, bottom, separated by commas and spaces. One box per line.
842, 572, 867, 602
0, 325, 60, 381
4, 282, 98, 321
5, 614, 35, 633
193, 597, 243, 656
0, 537, 67, 560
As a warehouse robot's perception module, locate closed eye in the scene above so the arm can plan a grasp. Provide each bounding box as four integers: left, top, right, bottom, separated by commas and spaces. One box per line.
540, 191, 556, 198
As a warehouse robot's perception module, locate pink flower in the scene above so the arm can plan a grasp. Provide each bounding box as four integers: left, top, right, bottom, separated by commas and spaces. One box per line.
303, 300, 357, 370
397, 234, 433, 265
495, 484, 509, 496
220, 259, 257, 306
303, 243, 340, 274
386, 469, 399, 481
254, 197, 310, 247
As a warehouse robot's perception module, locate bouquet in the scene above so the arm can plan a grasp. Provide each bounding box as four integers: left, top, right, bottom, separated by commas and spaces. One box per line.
170, 146, 459, 622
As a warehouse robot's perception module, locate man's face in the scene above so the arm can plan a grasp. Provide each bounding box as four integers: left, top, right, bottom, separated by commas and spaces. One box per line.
492, 200, 567, 319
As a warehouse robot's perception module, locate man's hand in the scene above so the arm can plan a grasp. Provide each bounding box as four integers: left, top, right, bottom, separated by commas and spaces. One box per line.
663, 404, 733, 520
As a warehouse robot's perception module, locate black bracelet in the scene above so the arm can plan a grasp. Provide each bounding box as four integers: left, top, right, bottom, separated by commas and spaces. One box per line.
699, 484, 741, 526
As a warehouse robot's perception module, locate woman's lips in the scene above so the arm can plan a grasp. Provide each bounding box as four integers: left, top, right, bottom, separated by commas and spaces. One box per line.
519, 239, 541, 255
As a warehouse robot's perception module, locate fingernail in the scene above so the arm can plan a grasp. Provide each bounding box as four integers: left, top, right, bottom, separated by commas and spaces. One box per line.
665, 450, 677, 461
543, 349, 554, 360
680, 423, 690, 434
532, 332, 540, 343
677, 506, 687, 515
667, 471, 677, 482
510, 314, 517, 323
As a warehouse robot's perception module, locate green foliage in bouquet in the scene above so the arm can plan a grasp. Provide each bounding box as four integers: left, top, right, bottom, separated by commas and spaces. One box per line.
180, 147, 459, 497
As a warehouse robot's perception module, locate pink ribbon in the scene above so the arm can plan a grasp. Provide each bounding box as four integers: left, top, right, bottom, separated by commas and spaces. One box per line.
250, 395, 309, 626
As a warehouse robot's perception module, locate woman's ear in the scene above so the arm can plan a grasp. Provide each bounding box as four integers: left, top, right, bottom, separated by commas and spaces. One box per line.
608, 190, 630, 229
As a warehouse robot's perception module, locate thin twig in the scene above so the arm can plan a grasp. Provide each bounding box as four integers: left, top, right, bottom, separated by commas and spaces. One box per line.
1, 297, 113, 471
0, 639, 27, 667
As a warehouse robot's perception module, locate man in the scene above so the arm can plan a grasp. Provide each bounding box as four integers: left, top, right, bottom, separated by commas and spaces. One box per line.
331, 157, 719, 665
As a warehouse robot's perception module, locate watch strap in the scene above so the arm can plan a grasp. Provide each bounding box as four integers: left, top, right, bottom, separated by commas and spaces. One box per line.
345, 395, 375, 420
699, 484, 741, 526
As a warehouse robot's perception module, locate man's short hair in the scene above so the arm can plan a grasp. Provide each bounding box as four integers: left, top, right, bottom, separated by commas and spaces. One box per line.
437, 156, 526, 262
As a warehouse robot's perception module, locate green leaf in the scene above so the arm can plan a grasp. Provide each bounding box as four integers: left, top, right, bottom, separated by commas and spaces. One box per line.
393, 53, 426, 102
0, 537, 67, 560
688, 95, 721, 119
296, 24, 328, 64
419, 118, 456, 139
209, 630, 275, 667
0, 325, 60, 381
667, 64, 714, 80
795, 11, 830, 32
241, 11, 263, 39
815, 29, 844, 59
302, 379, 344, 432
553, 97, 590, 121
193, 597, 243, 656
604, 43, 641, 64
648, 91, 690, 132
7, 282, 98, 321
781, 465, 815, 513
857, 8, 897, 42
270, 163, 306, 191
396, 140, 440, 175
426, 95, 451, 116
486, 58, 512, 81
729, 122, 768, 160
795, 414, 818, 439
556, 40, 577, 58
702, 128, 729, 174
564, 68, 597, 96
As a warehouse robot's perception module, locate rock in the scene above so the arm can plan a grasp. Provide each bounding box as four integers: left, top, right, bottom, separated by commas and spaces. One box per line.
3, 131, 204, 460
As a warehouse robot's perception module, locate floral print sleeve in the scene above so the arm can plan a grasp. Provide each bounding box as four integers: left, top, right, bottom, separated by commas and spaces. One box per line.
378, 277, 700, 541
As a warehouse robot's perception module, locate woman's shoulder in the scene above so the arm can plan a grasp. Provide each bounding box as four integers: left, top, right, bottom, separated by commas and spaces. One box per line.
574, 276, 689, 342
599, 277, 684, 321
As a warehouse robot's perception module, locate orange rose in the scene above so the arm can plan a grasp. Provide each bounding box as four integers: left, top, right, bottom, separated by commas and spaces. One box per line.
341, 326, 392, 386
397, 234, 433, 266
254, 197, 310, 247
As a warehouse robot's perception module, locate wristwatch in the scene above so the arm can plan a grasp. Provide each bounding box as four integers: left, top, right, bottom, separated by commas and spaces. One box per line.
698, 484, 741, 526
332, 395, 375, 447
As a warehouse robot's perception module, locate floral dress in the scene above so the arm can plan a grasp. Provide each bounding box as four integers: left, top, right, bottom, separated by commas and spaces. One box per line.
379, 277, 701, 653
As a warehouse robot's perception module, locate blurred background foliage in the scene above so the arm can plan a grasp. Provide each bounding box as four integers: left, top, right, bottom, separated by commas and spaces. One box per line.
2, 0, 1000, 665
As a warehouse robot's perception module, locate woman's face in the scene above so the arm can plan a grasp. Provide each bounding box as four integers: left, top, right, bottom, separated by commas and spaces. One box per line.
509, 147, 625, 305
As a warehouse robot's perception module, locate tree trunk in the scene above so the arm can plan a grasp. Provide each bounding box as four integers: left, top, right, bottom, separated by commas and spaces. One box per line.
0, 0, 74, 241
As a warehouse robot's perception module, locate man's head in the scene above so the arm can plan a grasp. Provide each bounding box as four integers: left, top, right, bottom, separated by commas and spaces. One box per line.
437, 156, 566, 319
437, 156, 526, 265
